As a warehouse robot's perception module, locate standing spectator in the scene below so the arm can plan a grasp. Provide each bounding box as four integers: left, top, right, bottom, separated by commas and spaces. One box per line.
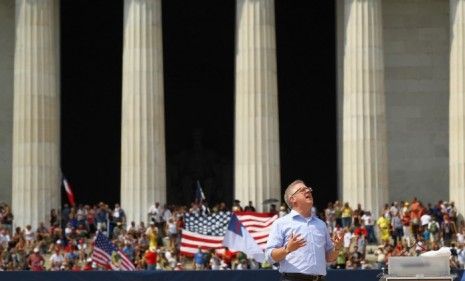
448, 201, 458, 225
349, 245, 362, 268
144, 247, 157, 270
81, 258, 93, 271
112, 222, 124, 239
194, 246, 205, 270
165, 218, 177, 250
95, 203, 108, 233
148, 202, 162, 224
165, 250, 177, 269
1, 205, 13, 233
113, 204, 126, 226
122, 240, 135, 263
420, 211, 432, 233
325, 202, 336, 236
391, 214, 403, 244
343, 227, 352, 252
27, 247, 45, 271
175, 216, 184, 246
0, 227, 11, 249
50, 209, 59, 227
361, 211, 376, 244
244, 201, 256, 212
410, 198, 422, 236
377, 213, 391, 244
355, 231, 367, 259
86, 205, 96, 234
210, 251, 221, 270
457, 243, 465, 269
390, 202, 399, 218
76, 205, 87, 228
127, 221, 137, 236
401, 210, 412, 246
442, 213, 456, 246
341, 202, 353, 228
222, 247, 235, 269
427, 217, 440, 243
335, 249, 346, 269
352, 209, 361, 228
232, 200, 243, 212
24, 225, 35, 248
269, 204, 278, 215
145, 222, 158, 250
49, 248, 64, 271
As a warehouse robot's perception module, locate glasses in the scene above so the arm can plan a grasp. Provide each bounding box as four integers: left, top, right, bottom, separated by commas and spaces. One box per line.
290, 186, 312, 197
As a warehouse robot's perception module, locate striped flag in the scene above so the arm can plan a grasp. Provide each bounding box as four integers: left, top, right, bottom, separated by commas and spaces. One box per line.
62, 177, 76, 206
92, 232, 135, 271
180, 211, 278, 256
223, 214, 265, 262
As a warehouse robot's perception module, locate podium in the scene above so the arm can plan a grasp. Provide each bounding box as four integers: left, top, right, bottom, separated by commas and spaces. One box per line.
383, 256, 455, 281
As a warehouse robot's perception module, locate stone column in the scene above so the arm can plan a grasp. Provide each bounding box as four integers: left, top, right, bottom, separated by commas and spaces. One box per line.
121, 0, 166, 224
12, 0, 60, 228
342, 0, 388, 217
450, 0, 465, 216
235, 0, 281, 211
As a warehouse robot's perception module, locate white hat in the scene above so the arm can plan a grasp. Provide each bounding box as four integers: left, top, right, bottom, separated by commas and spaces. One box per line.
33, 247, 39, 253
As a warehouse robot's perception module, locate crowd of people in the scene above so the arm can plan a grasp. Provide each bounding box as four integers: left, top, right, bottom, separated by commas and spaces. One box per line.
0, 197, 464, 271
323, 199, 465, 270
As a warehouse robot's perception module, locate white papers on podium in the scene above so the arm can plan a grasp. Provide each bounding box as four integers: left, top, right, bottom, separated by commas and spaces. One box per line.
388, 256, 450, 277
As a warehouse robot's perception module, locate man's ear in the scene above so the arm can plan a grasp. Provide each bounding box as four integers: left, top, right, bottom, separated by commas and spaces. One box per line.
289, 196, 295, 206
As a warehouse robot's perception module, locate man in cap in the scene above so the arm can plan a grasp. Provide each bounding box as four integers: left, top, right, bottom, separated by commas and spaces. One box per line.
27, 247, 45, 271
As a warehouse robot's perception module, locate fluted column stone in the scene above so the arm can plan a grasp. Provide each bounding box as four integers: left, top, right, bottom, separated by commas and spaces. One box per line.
342, 0, 388, 217
121, 0, 166, 224
450, 0, 465, 216
235, 0, 281, 211
12, 0, 60, 229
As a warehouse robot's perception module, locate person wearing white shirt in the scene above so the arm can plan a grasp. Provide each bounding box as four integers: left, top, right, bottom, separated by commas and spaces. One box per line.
343, 228, 353, 251
49, 249, 64, 271
0, 228, 10, 248
361, 211, 376, 244
24, 225, 35, 247
457, 244, 465, 269
420, 212, 432, 229
148, 202, 162, 223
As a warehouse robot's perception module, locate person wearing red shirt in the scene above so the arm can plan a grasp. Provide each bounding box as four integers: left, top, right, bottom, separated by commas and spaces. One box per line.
28, 248, 45, 271
82, 258, 93, 271
354, 225, 368, 237
144, 247, 157, 270
222, 247, 235, 269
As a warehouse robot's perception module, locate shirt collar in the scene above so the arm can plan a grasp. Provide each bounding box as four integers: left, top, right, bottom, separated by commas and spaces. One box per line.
290, 209, 314, 222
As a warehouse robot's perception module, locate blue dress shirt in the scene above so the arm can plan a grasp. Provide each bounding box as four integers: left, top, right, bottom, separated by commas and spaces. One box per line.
265, 209, 334, 275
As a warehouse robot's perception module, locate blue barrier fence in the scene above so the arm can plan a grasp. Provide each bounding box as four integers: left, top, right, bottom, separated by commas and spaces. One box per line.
0, 269, 463, 281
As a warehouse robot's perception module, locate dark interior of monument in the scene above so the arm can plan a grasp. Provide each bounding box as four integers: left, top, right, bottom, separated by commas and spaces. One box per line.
60, 0, 336, 214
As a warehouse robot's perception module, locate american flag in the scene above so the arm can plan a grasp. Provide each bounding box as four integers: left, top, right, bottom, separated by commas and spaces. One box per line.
180, 211, 278, 256
92, 232, 135, 271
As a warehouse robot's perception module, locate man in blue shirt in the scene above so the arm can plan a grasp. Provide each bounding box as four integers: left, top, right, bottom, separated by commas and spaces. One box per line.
265, 180, 344, 281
